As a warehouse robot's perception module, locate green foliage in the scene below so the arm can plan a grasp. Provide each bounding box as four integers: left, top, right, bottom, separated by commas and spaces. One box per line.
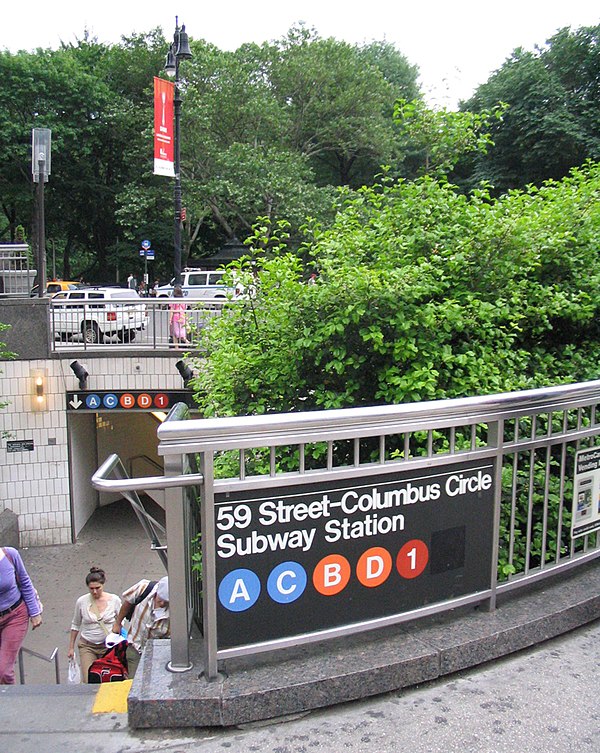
0, 32, 169, 280
0, 26, 419, 277
394, 98, 507, 177
465, 25, 600, 191
0, 323, 15, 436
191, 163, 600, 417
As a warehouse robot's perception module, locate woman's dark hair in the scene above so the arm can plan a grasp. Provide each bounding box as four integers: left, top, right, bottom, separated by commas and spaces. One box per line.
86, 567, 106, 586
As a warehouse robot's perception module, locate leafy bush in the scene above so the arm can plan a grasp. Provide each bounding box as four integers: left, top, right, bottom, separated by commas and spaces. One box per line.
191, 163, 600, 417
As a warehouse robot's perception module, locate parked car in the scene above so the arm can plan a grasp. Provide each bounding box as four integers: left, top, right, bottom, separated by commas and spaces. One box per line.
155, 269, 238, 301
50, 287, 147, 343
30, 280, 85, 297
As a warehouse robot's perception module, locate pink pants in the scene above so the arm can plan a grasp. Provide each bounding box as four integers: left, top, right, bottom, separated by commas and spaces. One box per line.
0, 600, 29, 684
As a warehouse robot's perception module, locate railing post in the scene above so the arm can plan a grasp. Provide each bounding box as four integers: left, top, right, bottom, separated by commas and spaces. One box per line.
164, 448, 193, 672
485, 419, 504, 612
199, 449, 219, 680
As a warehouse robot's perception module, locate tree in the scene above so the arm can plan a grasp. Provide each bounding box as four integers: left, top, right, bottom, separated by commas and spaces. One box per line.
266, 26, 415, 187
394, 98, 506, 177
190, 163, 600, 417
174, 28, 419, 252
0, 26, 421, 277
464, 25, 600, 192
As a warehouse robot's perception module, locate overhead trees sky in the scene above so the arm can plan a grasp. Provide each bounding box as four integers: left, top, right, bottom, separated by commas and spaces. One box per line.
0, 23, 598, 281
463, 24, 600, 192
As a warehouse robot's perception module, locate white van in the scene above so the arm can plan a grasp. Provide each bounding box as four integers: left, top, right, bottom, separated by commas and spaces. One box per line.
156, 269, 235, 301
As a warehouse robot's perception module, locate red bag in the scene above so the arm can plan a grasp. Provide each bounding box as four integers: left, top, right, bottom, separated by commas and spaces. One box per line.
87, 641, 129, 683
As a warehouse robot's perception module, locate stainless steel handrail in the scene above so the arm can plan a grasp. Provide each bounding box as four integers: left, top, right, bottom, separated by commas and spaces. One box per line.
92, 383, 600, 682
18, 646, 60, 685
156, 379, 600, 454
93, 454, 203, 492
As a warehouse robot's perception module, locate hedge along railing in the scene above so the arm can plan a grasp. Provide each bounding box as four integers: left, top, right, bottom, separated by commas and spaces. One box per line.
94, 381, 600, 681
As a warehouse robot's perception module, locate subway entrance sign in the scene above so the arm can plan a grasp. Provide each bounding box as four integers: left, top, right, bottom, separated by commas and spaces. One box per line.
66, 390, 194, 411
214, 459, 496, 650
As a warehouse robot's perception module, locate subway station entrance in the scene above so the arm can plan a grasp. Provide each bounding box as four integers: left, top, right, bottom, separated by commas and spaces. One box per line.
66, 389, 194, 537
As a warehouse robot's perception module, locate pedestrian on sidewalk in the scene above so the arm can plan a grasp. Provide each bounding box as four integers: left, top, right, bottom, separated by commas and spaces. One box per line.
0, 547, 42, 684
110, 576, 170, 678
168, 286, 189, 349
68, 567, 121, 683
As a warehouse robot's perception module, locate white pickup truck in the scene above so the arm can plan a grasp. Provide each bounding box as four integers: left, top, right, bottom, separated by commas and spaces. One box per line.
50, 287, 147, 343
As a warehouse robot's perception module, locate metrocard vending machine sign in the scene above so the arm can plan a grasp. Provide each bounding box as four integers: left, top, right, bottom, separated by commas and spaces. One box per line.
214, 459, 496, 649
572, 446, 600, 538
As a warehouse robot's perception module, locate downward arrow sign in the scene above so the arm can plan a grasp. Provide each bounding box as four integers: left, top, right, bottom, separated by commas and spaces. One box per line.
69, 396, 83, 409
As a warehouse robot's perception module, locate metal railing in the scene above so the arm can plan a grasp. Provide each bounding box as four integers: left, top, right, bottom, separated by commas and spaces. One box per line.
0, 243, 35, 297
128, 454, 163, 478
18, 646, 60, 685
92, 380, 600, 681
50, 296, 227, 352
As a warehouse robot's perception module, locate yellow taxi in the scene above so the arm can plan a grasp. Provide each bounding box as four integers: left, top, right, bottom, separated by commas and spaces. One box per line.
30, 280, 85, 297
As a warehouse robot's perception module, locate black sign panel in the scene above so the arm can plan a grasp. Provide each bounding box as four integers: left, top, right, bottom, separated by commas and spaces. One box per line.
66, 390, 194, 412
7, 439, 34, 453
214, 459, 496, 649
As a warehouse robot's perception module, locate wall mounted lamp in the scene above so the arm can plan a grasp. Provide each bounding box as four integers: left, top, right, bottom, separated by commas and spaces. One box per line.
30, 368, 48, 411
70, 360, 89, 390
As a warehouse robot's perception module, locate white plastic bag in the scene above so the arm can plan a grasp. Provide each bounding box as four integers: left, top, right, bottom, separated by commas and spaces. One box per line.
68, 656, 81, 684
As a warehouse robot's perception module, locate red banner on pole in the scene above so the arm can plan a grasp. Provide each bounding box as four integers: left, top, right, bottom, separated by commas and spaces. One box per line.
154, 77, 175, 177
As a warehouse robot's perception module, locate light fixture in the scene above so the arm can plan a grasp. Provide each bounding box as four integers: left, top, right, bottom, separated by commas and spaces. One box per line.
175, 359, 194, 388
30, 369, 47, 411
70, 360, 89, 390
164, 18, 193, 286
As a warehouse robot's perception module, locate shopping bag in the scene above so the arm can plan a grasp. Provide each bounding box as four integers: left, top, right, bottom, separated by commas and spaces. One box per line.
68, 656, 81, 684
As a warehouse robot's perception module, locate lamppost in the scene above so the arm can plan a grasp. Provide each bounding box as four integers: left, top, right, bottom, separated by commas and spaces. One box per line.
32, 128, 51, 297
164, 19, 192, 287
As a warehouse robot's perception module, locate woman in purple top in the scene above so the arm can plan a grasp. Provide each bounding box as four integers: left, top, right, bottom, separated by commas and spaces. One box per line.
0, 547, 42, 684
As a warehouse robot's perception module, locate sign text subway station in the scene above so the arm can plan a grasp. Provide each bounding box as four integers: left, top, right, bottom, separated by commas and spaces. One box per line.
66, 390, 194, 412
215, 459, 496, 649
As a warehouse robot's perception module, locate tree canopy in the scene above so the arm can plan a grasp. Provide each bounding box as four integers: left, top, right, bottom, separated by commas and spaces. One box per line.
2, 22, 598, 284
463, 25, 600, 192
0, 25, 419, 281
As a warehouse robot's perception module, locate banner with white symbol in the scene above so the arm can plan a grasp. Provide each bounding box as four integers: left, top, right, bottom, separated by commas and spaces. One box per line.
153, 77, 174, 177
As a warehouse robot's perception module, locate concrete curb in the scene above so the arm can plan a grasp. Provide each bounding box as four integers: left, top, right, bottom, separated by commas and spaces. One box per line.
128, 560, 600, 728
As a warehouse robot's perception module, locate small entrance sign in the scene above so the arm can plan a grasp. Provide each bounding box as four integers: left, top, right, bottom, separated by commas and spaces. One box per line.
7, 439, 34, 452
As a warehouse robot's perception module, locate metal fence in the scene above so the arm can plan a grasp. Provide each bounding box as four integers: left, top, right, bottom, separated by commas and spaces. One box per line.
0, 244, 36, 297
50, 296, 224, 351
93, 379, 600, 681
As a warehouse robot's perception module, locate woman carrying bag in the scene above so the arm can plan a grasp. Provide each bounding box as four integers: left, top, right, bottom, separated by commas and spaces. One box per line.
68, 567, 121, 683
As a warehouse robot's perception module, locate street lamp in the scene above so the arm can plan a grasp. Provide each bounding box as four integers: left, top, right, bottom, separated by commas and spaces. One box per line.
32, 128, 51, 297
164, 18, 192, 287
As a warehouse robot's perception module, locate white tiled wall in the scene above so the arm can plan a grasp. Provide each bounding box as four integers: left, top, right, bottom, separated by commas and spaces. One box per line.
0, 356, 185, 546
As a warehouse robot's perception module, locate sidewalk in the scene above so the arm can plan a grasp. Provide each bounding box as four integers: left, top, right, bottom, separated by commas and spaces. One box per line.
15, 497, 166, 685
2, 617, 600, 752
